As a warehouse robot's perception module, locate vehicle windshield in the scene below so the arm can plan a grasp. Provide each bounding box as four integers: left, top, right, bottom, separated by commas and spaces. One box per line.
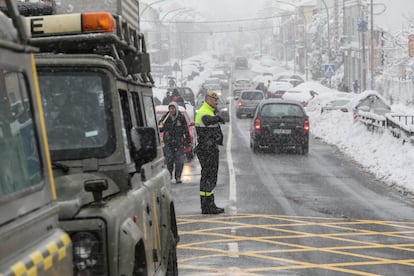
241, 91, 264, 100
261, 103, 304, 117
38, 70, 114, 160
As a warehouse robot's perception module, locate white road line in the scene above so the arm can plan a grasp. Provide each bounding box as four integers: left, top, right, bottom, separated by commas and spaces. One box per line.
226, 96, 237, 215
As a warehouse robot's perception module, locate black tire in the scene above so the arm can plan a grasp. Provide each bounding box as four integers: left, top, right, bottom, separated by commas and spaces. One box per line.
252, 140, 259, 153
166, 231, 178, 276
302, 143, 309, 155
236, 111, 241, 119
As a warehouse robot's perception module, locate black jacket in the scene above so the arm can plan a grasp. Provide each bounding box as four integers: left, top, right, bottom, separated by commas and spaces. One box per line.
159, 111, 190, 149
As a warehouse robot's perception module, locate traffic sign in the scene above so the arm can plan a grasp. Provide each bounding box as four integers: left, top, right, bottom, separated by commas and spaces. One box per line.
358, 18, 368, 32
324, 64, 336, 78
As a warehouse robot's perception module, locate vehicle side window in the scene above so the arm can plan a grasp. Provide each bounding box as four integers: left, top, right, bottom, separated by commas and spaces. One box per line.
143, 95, 160, 145
131, 93, 144, 126
0, 69, 42, 197
119, 90, 133, 151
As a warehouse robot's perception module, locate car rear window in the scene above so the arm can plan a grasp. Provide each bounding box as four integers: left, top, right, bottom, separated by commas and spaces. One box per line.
241, 92, 264, 100
261, 103, 304, 117
236, 80, 250, 85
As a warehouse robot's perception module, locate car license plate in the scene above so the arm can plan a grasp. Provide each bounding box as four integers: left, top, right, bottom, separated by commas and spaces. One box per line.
274, 129, 291, 134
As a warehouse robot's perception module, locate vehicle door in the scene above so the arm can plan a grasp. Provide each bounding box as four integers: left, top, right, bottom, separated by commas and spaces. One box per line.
130, 86, 171, 271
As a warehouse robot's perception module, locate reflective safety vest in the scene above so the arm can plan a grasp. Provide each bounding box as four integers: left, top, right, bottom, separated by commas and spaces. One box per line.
195, 102, 223, 147
195, 102, 216, 126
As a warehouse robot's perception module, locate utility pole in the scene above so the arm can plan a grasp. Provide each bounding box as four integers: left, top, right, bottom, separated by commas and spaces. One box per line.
370, 0, 375, 90
321, 0, 331, 87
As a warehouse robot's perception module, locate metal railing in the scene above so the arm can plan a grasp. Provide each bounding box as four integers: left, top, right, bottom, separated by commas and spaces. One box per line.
357, 111, 414, 145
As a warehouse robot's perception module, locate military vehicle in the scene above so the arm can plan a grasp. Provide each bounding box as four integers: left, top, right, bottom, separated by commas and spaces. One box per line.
0, 0, 73, 275
19, 0, 179, 275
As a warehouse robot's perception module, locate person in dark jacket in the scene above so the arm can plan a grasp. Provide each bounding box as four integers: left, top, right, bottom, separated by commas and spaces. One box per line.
162, 91, 173, 105
195, 90, 225, 214
171, 89, 185, 108
158, 102, 190, 183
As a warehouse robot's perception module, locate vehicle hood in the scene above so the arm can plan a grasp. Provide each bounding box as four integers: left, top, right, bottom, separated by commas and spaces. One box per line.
55, 173, 120, 219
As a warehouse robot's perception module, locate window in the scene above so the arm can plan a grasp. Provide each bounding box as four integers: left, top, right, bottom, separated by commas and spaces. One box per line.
143, 95, 160, 145
0, 69, 42, 196
38, 70, 114, 160
261, 104, 304, 117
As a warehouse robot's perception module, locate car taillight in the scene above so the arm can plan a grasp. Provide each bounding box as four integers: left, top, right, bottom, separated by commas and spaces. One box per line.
254, 118, 262, 131
237, 99, 243, 107
303, 119, 310, 132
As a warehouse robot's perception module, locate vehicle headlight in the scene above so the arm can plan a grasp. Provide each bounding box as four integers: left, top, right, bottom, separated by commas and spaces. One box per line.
71, 231, 103, 273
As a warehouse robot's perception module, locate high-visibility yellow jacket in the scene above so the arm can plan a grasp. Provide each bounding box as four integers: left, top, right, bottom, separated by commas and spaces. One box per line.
195, 102, 223, 148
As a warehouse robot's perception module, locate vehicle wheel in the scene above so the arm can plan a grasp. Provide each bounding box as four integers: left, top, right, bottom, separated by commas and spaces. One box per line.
302, 143, 309, 155
236, 111, 241, 119
252, 140, 259, 153
166, 231, 178, 275
296, 145, 303, 155
132, 241, 147, 276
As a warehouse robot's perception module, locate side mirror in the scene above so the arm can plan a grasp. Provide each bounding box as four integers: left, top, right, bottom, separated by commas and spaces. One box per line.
130, 127, 157, 167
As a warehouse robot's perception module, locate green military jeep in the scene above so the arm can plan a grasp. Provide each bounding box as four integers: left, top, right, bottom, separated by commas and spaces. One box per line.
22, 7, 178, 276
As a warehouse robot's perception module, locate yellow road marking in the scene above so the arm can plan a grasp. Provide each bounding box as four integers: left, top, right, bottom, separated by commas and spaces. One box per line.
177, 214, 414, 274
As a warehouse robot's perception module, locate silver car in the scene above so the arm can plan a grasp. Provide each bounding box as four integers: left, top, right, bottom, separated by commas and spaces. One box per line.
235, 90, 265, 118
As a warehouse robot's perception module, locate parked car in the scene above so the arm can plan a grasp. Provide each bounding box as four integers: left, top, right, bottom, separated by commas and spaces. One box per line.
306, 91, 356, 113
235, 90, 265, 118
156, 105, 197, 161
232, 78, 253, 98
195, 96, 230, 122
167, 86, 195, 106
321, 98, 353, 113
277, 78, 304, 87
250, 99, 310, 154
234, 56, 248, 69
267, 81, 293, 98
274, 73, 304, 82
282, 81, 333, 107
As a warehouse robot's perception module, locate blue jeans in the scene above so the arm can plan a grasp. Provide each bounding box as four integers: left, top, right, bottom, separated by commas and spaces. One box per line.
164, 146, 185, 180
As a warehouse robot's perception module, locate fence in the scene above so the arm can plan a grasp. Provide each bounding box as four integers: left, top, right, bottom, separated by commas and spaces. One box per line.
357, 111, 414, 145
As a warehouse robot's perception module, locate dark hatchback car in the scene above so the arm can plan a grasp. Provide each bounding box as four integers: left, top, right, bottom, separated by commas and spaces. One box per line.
250, 99, 309, 154
168, 86, 195, 106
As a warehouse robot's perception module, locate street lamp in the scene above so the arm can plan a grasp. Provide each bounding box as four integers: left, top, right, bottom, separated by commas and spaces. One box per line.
140, 0, 168, 17
160, 7, 188, 22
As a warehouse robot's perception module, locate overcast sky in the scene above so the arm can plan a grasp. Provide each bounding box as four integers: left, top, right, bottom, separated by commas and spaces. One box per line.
143, 0, 414, 32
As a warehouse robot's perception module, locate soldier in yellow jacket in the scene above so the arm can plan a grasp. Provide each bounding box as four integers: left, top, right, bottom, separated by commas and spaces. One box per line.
195, 90, 225, 214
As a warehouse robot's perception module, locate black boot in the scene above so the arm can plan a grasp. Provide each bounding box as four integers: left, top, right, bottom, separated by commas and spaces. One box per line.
211, 195, 224, 213
200, 196, 223, 214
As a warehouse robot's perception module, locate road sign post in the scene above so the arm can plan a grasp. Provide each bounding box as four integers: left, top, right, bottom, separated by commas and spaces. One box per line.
408, 34, 414, 58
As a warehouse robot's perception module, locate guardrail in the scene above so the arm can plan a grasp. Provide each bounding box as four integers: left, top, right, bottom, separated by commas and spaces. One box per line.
357, 111, 414, 145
